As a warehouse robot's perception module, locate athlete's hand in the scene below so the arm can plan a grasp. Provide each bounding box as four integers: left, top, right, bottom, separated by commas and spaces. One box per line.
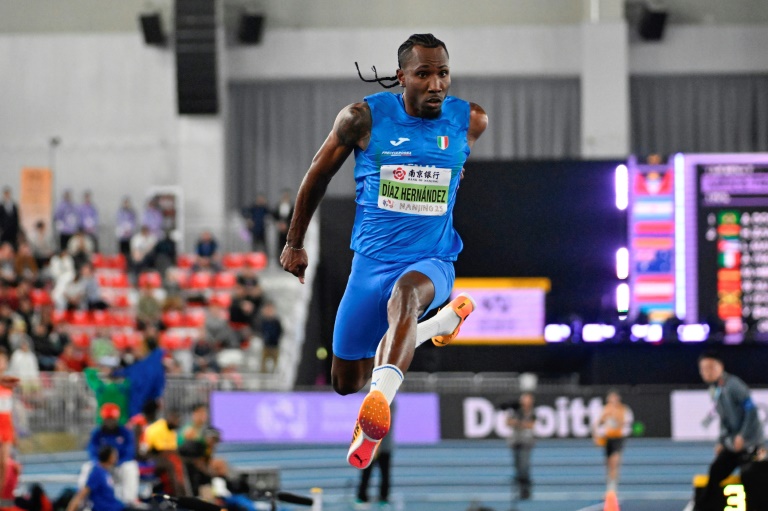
0, 376, 20, 389
733, 435, 744, 452
280, 244, 308, 284
460, 167, 465, 180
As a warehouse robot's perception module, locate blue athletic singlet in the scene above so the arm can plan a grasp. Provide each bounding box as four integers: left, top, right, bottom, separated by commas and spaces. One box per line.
350, 92, 471, 263
333, 92, 471, 360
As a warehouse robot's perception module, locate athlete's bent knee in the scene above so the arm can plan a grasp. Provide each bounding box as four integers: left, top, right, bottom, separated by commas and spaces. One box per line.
331, 374, 365, 396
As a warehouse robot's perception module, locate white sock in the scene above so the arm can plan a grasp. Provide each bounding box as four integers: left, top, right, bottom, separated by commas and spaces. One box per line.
415, 304, 463, 347
369, 364, 403, 404
607, 479, 617, 493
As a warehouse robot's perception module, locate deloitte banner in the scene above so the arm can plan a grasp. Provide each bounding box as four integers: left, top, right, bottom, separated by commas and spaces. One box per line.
671, 389, 768, 441
440, 390, 671, 440
211, 391, 440, 444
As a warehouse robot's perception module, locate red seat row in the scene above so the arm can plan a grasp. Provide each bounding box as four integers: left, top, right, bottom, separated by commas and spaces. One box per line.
52, 309, 136, 328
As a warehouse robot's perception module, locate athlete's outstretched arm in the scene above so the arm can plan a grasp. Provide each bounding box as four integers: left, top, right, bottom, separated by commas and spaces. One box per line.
280, 102, 372, 283
467, 102, 488, 148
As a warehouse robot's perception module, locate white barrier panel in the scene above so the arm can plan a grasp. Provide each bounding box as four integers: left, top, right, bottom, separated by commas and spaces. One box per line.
671, 389, 768, 441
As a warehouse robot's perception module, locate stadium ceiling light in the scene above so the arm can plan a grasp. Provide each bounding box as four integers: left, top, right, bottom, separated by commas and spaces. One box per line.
616, 247, 629, 280
615, 164, 629, 210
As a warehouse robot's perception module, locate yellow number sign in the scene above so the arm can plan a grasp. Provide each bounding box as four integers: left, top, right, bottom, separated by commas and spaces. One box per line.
723, 484, 746, 511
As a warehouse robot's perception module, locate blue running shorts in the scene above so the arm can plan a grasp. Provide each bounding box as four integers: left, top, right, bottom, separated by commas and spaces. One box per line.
332, 252, 455, 360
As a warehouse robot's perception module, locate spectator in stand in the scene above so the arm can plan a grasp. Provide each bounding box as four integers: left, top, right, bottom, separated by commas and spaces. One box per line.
0, 187, 20, 250
142, 198, 164, 239
193, 230, 220, 272
259, 302, 283, 373
29, 220, 54, 270
229, 285, 255, 328
80, 262, 108, 310
243, 194, 270, 253
78, 403, 140, 505
79, 190, 100, 252
273, 189, 294, 261
55, 342, 92, 372
29, 321, 59, 371
54, 190, 80, 250
153, 230, 177, 277
144, 409, 188, 496
0, 243, 15, 286
67, 228, 95, 270
15, 296, 34, 335
48, 246, 76, 289
14, 242, 38, 283
193, 337, 218, 375
129, 225, 157, 283
115, 197, 138, 261
48, 321, 71, 352
205, 301, 237, 349
0, 323, 9, 355
8, 338, 40, 388
136, 283, 162, 331
181, 423, 222, 498
236, 261, 260, 288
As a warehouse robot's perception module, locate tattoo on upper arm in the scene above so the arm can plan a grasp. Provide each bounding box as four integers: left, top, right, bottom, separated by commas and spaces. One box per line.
335, 103, 371, 147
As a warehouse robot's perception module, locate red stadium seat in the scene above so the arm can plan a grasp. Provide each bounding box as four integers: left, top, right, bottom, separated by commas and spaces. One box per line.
111, 332, 128, 350
177, 254, 194, 269
90, 310, 110, 326
70, 310, 90, 326
183, 309, 206, 328
110, 312, 135, 328
210, 293, 232, 309
108, 254, 127, 271
30, 289, 52, 307
162, 311, 184, 328
72, 332, 90, 348
222, 253, 245, 270
159, 332, 187, 351
110, 274, 130, 288
91, 253, 107, 269
189, 272, 213, 289
138, 271, 162, 288
244, 252, 268, 270
52, 309, 70, 324
213, 272, 236, 289
111, 293, 130, 308
97, 273, 111, 287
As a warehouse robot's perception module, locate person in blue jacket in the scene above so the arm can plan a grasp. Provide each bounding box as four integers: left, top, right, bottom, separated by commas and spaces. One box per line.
280, 33, 487, 469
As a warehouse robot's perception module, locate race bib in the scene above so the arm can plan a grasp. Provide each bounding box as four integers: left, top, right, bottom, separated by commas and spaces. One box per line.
378, 165, 451, 216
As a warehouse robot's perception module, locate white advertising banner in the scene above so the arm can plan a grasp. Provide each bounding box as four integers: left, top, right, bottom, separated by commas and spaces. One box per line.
671, 389, 768, 441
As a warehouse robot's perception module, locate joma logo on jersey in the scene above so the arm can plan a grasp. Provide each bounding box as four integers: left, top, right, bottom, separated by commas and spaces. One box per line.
437, 136, 449, 150
390, 137, 410, 146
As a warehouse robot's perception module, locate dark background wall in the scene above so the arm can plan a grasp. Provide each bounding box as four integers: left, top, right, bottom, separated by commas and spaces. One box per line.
298, 160, 768, 387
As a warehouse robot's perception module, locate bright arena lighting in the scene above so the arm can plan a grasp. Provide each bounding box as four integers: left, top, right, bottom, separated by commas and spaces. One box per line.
616, 283, 630, 313
678, 323, 710, 342
544, 324, 571, 342
582, 324, 616, 342
615, 164, 629, 210
674, 153, 686, 319
616, 247, 629, 280
646, 324, 664, 342
631, 324, 649, 340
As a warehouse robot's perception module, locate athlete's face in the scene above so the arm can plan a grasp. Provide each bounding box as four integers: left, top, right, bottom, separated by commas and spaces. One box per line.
397, 45, 450, 119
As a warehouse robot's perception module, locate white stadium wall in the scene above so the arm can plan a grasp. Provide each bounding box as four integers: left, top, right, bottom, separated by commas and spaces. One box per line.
1, 21, 767, 249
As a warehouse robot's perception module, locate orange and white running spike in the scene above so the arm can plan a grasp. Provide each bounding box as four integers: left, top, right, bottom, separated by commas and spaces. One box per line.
347, 390, 390, 469
432, 292, 476, 347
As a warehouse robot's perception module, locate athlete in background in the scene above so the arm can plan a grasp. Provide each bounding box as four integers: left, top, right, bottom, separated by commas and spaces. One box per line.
593, 390, 633, 494
280, 33, 487, 468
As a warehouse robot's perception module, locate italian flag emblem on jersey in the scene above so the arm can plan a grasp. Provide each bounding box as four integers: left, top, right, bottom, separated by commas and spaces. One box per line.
437, 136, 449, 150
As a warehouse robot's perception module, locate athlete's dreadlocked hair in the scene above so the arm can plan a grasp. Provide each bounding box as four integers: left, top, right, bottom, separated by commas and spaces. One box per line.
355, 33, 449, 89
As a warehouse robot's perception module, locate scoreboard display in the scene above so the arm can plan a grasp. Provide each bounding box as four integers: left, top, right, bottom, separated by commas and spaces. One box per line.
697, 163, 768, 341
